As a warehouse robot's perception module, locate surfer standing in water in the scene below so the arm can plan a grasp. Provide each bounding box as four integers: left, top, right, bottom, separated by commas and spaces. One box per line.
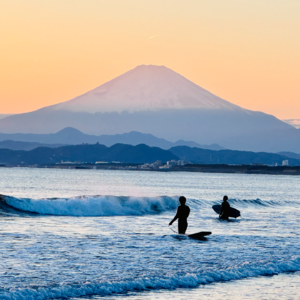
219, 195, 230, 221
169, 196, 190, 234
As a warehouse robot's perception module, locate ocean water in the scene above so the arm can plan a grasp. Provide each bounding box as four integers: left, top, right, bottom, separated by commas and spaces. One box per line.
0, 167, 299, 299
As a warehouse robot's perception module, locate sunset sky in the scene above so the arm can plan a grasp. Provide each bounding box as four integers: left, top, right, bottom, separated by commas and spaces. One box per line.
1, 0, 300, 119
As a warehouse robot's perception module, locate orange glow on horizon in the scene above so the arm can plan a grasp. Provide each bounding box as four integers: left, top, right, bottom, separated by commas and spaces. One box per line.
1, 0, 300, 119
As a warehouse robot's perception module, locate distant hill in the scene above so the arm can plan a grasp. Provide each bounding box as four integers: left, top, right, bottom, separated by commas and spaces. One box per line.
0, 143, 299, 166
170, 146, 300, 166
278, 151, 300, 160
0, 144, 178, 165
0, 127, 223, 151
0, 140, 65, 151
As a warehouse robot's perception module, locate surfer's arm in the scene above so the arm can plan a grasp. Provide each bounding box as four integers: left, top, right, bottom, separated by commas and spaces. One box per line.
169, 209, 179, 225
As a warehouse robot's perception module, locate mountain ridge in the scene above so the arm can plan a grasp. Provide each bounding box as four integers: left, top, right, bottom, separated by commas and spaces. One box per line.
0, 114, 12, 120
0, 144, 178, 165
171, 146, 300, 166
0, 140, 65, 151
0, 143, 299, 166
283, 119, 300, 129
0, 127, 223, 151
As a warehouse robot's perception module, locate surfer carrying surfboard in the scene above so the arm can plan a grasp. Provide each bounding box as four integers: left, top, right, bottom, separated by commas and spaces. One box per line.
219, 195, 230, 221
169, 196, 190, 234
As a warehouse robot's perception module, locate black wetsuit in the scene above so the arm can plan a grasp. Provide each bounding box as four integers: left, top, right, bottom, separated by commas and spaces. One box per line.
220, 201, 230, 220
170, 205, 190, 234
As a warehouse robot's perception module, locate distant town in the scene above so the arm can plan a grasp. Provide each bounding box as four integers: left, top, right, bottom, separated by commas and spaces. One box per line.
2, 158, 300, 176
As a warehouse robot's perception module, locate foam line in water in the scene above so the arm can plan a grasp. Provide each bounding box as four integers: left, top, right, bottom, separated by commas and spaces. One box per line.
187, 198, 299, 209
2, 195, 178, 216
227, 198, 300, 207
2, 258, 300, 300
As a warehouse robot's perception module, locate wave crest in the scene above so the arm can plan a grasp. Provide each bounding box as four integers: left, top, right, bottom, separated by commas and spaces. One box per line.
1, 195, 178, 216
227, 198, 299, 207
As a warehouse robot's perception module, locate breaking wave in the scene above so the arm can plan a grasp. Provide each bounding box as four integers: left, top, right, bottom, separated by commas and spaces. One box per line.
0, 195, 178, 217
2, 257, 300, 300
1, 194, 297, 217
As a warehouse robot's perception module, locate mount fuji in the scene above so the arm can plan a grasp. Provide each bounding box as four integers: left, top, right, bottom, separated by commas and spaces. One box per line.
0, 65, 299, 152
52, 64, 243, 113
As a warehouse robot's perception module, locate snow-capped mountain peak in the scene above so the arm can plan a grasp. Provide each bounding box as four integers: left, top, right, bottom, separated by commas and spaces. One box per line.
50, 65, 243, 113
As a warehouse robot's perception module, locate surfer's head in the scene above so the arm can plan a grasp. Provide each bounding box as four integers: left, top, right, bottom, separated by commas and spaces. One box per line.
223, 195, 228, 202
179, 196, 186, 205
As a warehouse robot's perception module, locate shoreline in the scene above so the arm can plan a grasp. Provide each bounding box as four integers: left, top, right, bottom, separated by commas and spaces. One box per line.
1, 163, 300, 176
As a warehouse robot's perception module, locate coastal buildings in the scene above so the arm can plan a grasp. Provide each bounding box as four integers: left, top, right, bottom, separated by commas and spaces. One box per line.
282, 160, 289, 166
140, 160, 187, 170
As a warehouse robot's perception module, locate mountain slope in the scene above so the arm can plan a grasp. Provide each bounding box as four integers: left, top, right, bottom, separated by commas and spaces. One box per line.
219, 128, 300, 153
0, 127, 223, 150
283, 119, 300, 129
1, 143, 299, 166
0, 140, 65, 151
0, 114, 12, 120
50, 65, 242, 113
0, 144, 178, 165
170, 146, 300, 166
278, 151, 300, 160
0, 65, 297, 152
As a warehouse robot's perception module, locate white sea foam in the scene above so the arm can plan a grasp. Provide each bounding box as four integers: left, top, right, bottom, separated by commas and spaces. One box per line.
2, 258, 300, 300
2, 195, 297, 217
3, 195, 178, 216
